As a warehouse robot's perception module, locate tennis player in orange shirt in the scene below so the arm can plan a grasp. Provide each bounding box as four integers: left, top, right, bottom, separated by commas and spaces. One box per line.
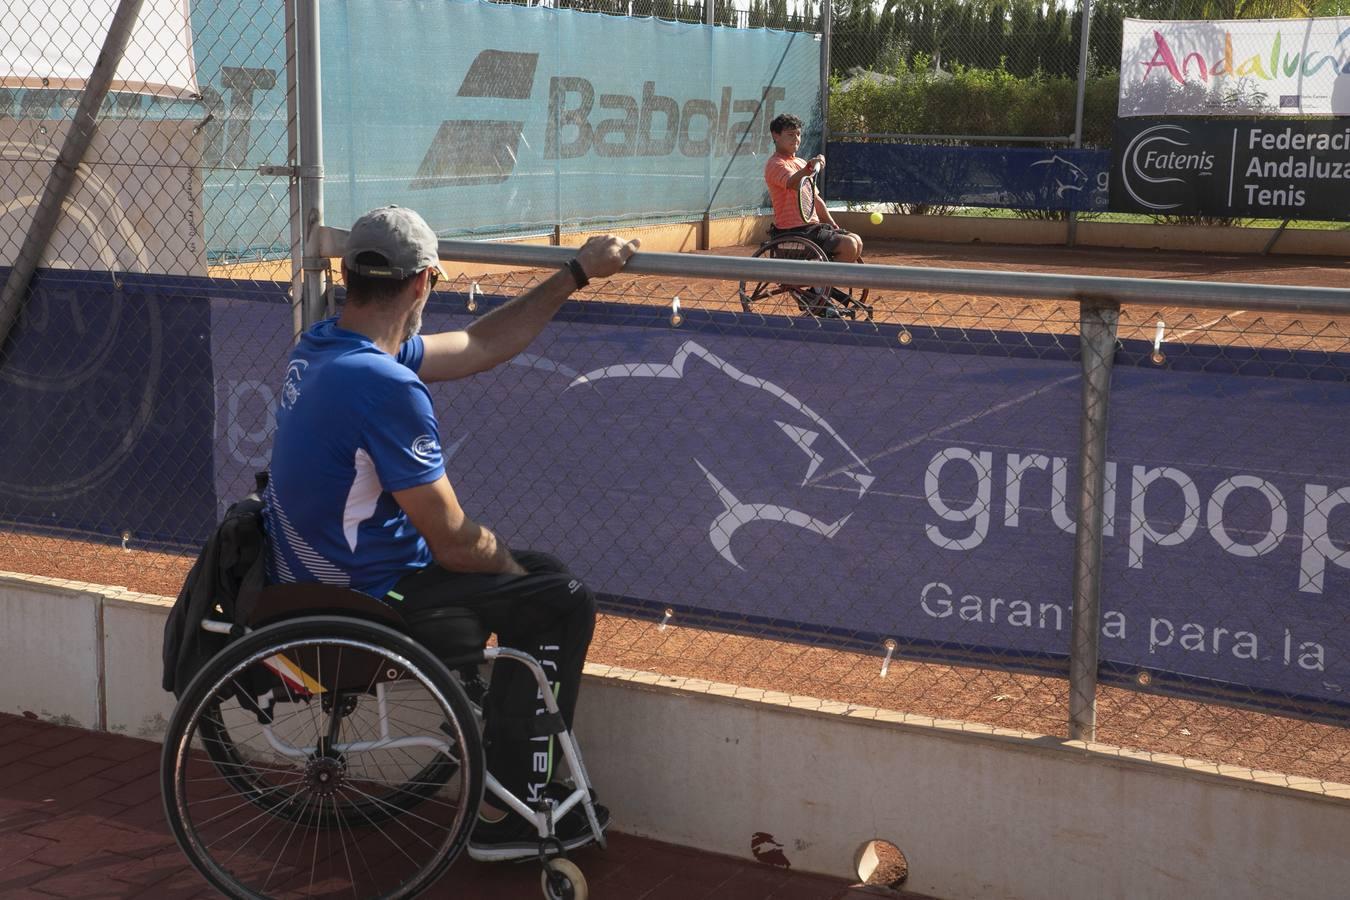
762, 113, 864, 263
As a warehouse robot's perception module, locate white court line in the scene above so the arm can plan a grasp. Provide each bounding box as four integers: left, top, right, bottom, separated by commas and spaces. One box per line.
1171, 310, 1246, 342
807, 372, 1082, 485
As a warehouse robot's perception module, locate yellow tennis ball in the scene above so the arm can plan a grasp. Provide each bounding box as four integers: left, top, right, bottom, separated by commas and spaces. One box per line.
869, 211, 884, 225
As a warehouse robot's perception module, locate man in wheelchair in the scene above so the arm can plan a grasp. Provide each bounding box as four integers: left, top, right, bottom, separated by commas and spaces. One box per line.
264, 205, 637, 855
744, 113, 873, 320
763, 113, 863, 264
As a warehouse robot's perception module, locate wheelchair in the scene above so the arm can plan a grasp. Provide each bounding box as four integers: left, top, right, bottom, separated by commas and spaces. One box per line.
160, 583, 605, 900
738, 229, 873, 321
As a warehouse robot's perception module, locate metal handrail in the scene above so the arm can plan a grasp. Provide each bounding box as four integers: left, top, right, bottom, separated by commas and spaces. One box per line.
314, 225, 1350, 316
830, 133, 1076, 144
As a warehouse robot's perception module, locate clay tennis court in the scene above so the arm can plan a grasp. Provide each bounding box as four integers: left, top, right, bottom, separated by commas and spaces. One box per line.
475, 233, 1350, 352
4, 236, 1350, 789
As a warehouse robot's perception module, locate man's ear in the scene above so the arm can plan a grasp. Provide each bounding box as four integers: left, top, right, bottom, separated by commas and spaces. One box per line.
404, 267, 433, 305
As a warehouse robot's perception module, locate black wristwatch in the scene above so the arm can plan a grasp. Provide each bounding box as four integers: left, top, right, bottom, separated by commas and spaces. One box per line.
565, 258, 589, 290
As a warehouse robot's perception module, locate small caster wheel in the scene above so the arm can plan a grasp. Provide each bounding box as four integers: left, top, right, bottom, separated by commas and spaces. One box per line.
541, 857, 587, 900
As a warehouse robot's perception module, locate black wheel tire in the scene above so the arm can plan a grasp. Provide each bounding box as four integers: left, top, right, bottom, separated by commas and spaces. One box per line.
162, 616, 483, 900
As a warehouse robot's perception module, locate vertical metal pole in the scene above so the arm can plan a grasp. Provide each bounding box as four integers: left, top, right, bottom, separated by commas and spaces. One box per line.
819, 0, 832, 161
705, 0, 715, 26
1068, 298, 1118, 742
0, 0, 148, 353
555, 16, 563, 242
284, 0, 304, 337
703, 7, 714, 245
1066, 0, 1091, 247
296, 0, 326, 329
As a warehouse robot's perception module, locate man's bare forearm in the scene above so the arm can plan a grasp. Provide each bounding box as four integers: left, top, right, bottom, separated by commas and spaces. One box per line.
433, 520, 527, 575
462, 268, 575, 369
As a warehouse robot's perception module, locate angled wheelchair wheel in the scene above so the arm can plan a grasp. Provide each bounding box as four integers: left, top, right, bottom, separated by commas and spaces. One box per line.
542, 857, 588, 900
162, 616, 483, 900
740, 234, 828, 316
739, 234, 872, 321
197, 693, 461, 829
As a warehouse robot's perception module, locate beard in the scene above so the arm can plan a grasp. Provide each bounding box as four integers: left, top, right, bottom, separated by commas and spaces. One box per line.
402, 306, 423, 343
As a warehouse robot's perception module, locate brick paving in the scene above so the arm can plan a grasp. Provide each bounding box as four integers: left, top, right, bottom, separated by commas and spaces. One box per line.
0, 713, 924, 899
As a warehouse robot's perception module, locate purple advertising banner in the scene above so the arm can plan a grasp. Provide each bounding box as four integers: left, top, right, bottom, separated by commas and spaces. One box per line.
0, 269, 216, 545
207, 290, 1350, 723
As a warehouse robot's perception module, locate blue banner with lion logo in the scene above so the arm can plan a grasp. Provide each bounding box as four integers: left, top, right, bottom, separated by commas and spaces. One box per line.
203, 290, 1350, 725
828, 143, 1110, 212
5, 271, 1349, 723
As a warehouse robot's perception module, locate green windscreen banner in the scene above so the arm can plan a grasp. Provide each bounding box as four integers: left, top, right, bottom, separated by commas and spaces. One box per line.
321, 0, 822, 235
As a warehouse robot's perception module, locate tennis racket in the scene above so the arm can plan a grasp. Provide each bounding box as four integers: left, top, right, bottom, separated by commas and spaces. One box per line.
788, 157, 820, 223
797, 171, 818, 224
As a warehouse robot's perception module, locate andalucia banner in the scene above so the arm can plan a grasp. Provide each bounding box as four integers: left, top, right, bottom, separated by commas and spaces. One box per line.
1120, 17, 1350, 116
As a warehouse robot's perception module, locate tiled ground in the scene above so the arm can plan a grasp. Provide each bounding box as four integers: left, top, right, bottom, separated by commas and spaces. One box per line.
0, 713, 924, 899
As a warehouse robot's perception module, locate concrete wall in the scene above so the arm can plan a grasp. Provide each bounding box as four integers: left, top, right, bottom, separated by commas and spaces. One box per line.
827, 212, 1350, 257
602, 212, 1350, 257
560, 212, 1350, 257
531, 209, 1350, 255
207, 213, 1348, 284
3, 571, 1348, 899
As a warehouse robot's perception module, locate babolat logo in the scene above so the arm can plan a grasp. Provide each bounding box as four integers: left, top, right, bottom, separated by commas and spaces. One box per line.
412, 49, 785, 188
546, 78, 785, 159
1120, 123, 1216, 211
412, 50, 539, 188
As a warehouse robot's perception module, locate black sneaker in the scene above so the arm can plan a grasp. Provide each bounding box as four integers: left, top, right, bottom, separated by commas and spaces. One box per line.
469, 791, 609, 857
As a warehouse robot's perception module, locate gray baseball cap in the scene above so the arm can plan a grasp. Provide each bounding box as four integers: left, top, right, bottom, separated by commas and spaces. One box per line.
343, 206, 447, 279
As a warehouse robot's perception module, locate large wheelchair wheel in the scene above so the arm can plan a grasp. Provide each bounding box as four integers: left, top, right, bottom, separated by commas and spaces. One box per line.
196, 692, 460, 829
738, 234, 872, 321
162, 616, 483, 899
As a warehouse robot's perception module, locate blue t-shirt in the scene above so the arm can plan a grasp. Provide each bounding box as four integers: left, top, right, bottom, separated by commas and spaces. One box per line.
264, 317, 444, 598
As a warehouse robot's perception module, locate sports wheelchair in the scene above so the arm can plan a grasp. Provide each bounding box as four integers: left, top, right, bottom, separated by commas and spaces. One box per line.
738, 230, 873, 321
160, 583, 605, 900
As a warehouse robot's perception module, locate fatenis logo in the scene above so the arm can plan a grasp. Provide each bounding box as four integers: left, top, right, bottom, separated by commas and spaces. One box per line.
1120, 123, 1215, 211
280, 359, 307, 411
411, 434, 441, 463
411, 49, 785, 189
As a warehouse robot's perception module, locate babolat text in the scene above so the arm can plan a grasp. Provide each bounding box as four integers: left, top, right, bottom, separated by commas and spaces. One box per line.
545, 78, 786, 159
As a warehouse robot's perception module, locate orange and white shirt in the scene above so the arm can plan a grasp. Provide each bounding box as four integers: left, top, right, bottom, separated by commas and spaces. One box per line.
764, 154, 819, 229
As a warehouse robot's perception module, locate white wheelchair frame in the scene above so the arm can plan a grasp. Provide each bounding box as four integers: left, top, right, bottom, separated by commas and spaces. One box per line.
169, 611, 606, 899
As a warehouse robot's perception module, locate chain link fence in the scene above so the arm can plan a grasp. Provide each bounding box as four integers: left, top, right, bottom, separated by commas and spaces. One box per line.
419, 270, 1349, 790
828, 0, 1099, 142
0, 0, 298, 554
825, 0, 1104, 219
825, 1, 1350, 222
3, 0, 1350, 799
488, 0, 820, 30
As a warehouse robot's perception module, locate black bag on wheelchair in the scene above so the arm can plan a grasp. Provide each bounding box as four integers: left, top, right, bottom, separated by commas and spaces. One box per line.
161, 472, 269, 699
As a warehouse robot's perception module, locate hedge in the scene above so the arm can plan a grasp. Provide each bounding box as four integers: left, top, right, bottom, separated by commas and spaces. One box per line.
828, 63, 1120, 148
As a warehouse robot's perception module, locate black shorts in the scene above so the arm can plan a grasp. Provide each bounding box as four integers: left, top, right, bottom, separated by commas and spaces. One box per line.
771, 223, 854, 257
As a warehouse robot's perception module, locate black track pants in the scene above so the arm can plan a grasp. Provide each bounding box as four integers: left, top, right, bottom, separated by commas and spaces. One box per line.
388, 550, 597, 805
